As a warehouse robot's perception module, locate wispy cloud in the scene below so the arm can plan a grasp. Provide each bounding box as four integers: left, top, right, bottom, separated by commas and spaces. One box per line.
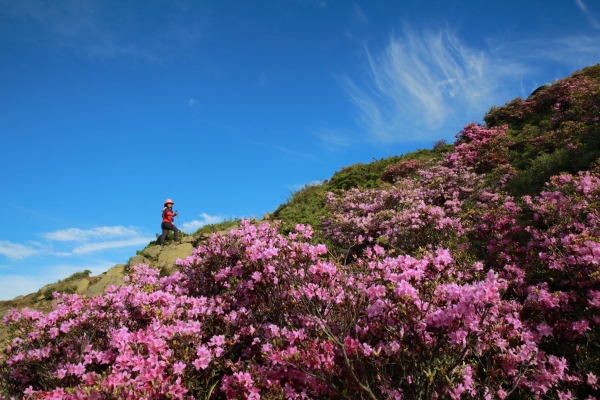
353, 3, 368, 24
0, 241, 41, 260
575, 0, 588, 12
181, 213, 225, 232
343, 28, 526, 143
313, 127, 358, 151
189, 98, 197, 107
0, 225, 153, 260
573, 0, 600, 28
71, 237, 153, 255
0, 0, 153, 59
0, 0, 207, 61
520, 34, 600, 69
40, 226, 139, 241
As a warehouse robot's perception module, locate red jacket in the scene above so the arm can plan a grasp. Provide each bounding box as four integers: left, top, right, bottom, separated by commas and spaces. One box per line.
162, 207, 175, 223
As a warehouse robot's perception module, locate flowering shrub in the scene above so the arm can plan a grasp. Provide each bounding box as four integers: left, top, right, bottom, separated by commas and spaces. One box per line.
3, 65, 600, 399
485, 67, 600, 129
321, 129, 600, 398
484, 64, 600, 196
449, 123, 511, 174
257, 247, 569, 399
322, 183, 464, 254
0, 266, 232, 399
2, 218, 589, 399
381, 160, 421, 182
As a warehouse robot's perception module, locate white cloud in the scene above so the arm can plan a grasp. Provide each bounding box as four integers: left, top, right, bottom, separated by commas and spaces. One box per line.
1, 225, 151, 260
189, 98, 197, 107
71, 237, 154, 255
181, 213, 224, 232
41, 226, 139, 241
344, 28, 526, 143
0, 241, 41, 260
572, 0, 600, 27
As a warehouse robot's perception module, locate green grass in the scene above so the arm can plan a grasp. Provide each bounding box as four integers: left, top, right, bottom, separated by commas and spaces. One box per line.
482, 65, 600, 197
39, 286, 77, 301
57, 270, 92, 284
138, 219, 243, 252
143, 230, 192, 249
193, 218, 242, 236
272, 145, 453, 234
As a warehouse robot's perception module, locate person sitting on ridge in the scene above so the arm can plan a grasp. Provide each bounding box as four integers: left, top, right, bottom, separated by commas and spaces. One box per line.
161, 199, 179, 247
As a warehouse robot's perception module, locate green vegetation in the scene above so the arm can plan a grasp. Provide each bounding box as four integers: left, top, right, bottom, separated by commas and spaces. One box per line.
272, 64, 600, 234
484, 64, 600, 197
57, 270, 92, 284
138, 219, 242, 252
192, 218, 242, 236
39, 286, 77, 301
144, 230, 192, 249
158, 266, 170, 278
272, 144, 453, 233
31, 270, 92, 302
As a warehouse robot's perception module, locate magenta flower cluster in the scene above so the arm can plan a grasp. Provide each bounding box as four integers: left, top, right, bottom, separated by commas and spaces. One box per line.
2, 67, 600, 398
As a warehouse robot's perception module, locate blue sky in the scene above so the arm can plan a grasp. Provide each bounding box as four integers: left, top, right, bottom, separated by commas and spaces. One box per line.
1, 0, 600, 300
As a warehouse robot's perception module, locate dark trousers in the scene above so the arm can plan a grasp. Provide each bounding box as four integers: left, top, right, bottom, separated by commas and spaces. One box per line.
160, 222, 179, 246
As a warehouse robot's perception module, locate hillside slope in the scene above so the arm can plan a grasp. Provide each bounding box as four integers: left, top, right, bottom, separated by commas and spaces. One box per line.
2, 64, 600, 399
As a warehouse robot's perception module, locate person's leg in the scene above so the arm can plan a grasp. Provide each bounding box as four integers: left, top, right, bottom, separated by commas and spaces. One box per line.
173, 225, 179, 242
160, 222, 169, 247
160, 228, 169, 247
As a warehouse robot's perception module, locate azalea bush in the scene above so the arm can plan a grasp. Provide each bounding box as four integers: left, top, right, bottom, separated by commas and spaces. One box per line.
3, 65, 600, 399
485, 64, 600, 196
1, 218, 592, 399
1, 266, 230, 399
0, 221, 573, 399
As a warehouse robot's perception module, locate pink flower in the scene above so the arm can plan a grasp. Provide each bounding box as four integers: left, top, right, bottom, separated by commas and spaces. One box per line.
587, 372, 598, 388
449, 330, 468, 347
366, 284, 386, 298
536, 323, 553, 337
558, 390, 574, 400
193, 345, 211, 370
344, 336, 360, 354
173, 361, 186, 375
209, 335, 226, 347
56, 368, 67, 379
572, 319, 591, 335
497, 387, 507, 399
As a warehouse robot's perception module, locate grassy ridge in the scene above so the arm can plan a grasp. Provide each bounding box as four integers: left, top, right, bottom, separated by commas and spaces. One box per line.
143, 64, 600, 261
272, 145, 453, 233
